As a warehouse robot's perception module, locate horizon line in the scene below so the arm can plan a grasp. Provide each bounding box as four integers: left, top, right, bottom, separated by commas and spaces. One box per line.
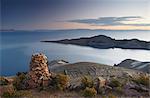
1, 28, 150, 32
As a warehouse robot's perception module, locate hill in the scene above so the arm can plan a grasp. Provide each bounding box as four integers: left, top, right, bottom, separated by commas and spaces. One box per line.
116, 59, 150, 73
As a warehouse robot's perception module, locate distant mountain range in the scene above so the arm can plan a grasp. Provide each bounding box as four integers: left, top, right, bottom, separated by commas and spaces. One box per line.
41, 35, 150, 50
116, 59, 150, 73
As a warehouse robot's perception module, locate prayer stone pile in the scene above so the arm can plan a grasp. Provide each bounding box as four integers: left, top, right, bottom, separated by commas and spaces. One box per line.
26, 53, 51, 88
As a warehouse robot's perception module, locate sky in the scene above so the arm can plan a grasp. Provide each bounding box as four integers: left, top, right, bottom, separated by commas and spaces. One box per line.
1, 0, 150, 30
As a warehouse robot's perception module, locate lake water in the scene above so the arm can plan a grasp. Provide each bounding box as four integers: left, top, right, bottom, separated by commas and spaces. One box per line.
0, 29, 150, 76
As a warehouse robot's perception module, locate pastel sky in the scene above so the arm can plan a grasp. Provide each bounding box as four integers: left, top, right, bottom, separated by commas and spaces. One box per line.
1, 0, 150, 30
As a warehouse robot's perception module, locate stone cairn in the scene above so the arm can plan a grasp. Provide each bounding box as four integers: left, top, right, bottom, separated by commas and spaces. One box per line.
26, 53, 51, 88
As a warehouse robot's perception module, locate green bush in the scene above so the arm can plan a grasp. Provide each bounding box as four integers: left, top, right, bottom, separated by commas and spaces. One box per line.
0, 77, 9, 86
82, 87, 97, 97
13, 72, 27, 90
81, 76, 94, 89
133, 75, 149, 86
50, 74, 69, 90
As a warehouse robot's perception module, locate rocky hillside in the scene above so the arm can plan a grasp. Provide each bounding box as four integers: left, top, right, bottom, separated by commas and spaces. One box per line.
116, 59, 150, 73
1, 53, 150, 97
42, 35, 150, 50
50, 62, 147, 83
49, 62, 150, 97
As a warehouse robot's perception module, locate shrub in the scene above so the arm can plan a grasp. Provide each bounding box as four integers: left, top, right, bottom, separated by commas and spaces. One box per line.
50, 74, 69, 90
13, 72, 27, 90
82, 87, 97, 97
81, 76, 94, 89
133, 75, 149, 86
109, 78, 122, 88
0, 77, 9, 86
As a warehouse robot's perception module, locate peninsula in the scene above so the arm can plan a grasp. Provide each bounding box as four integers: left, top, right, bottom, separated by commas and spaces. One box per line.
41, 35, 150, 50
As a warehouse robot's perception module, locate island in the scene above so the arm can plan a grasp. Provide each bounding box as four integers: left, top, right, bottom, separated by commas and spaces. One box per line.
41, 35, 150, 50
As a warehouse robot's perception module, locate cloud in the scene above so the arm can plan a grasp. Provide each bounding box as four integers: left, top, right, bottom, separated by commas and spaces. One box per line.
69, 16, 150, 26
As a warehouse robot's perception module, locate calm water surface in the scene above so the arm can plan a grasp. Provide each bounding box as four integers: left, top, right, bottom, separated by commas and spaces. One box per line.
1, 30, 150, 76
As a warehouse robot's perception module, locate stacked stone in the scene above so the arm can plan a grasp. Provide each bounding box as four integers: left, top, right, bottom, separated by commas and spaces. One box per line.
27, 53, 51, 88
